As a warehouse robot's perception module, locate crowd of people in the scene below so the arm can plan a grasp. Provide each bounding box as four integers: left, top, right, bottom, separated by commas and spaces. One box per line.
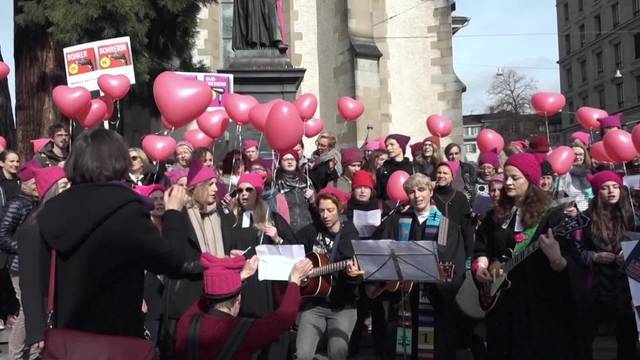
0, 113, 638, 360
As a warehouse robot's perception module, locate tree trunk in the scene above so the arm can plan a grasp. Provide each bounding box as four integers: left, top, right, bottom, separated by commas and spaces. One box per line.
0, 47, 16, 148
14, 33, 64, 159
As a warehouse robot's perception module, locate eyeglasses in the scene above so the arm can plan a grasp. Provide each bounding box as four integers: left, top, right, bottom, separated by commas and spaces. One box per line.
281, 157, 296, 162
236, 187, 255, 194
130, 156, 140, 161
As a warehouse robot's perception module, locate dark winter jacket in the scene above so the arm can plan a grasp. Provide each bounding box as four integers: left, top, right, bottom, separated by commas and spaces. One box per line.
0, 192, 38, 272
309, 159, 339, 190
35, 182, 189, 338
0, 171, 20, 206
33, 143, 66, 167
376, 157, 415, 200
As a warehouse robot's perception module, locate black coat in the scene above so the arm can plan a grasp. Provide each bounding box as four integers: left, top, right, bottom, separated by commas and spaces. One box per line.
309, 159, 338, 190
376, 157, 415, 200
35, 183, 189, 338
0, 171, 20, 205
0, 192, 38, 271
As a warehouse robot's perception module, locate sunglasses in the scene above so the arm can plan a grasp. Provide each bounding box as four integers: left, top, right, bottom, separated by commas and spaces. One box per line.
130, 156, 140, 161
236, 187, 255, 194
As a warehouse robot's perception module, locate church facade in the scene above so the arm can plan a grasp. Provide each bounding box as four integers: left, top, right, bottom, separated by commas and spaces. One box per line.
192, 0, 467, 150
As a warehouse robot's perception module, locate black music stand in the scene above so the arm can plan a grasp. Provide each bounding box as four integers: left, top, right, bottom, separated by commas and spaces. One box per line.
351, 240, 442, 283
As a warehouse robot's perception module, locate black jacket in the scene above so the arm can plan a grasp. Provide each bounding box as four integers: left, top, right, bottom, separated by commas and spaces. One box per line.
33, 143, 66, 167
0, 171, 20, 205
309, 160, 339, 190
376, 157, 415, 200
0, 192, 38, 272
35, 183, 189, 338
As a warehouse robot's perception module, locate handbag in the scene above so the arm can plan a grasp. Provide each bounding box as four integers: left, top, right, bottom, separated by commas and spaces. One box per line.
40, 249, 156, 360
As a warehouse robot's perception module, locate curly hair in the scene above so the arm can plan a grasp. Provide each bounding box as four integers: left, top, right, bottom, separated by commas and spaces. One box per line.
493, 184, 551, 228
588, 186, 634, 252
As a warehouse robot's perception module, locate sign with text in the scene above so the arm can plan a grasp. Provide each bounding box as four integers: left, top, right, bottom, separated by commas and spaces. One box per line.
622, 232, 640, 333
175, 72, 233, 109
63, 36, 135, 91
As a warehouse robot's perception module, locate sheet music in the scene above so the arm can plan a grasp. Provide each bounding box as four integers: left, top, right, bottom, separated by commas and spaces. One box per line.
352, 209, 381, 237
256, 244, 306, 281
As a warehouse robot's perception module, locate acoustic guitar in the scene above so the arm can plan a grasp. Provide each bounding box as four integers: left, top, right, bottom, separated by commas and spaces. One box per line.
365, 281, 413, 299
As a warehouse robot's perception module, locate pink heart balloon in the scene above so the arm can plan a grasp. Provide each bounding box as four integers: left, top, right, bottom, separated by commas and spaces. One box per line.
294, 93, 318, 121
183, 128, 214, 148
77, 98, 108, 128
426, 114, 453, 137
97, 74, 131, 100
265, 101, 303, 151
546, 146, 575, 176
249, 101, 279, 131
337, 96, 364, 121
632, 124, 640, 154
153, 71, 213, 128
52, 85, 91, 118
576, 107, 607, 131
531, 92, 566, 117
99, 95, 114, 119
197, 109, 230, 139
591, 141, 614, 164
604, 129, 637, 163
142, 135, 177, 161
161, 116, 173, 130
0, 62, 9, 80
304, 118, 324, 138
476, 129, 504, 153
0, 136, 7, 152
223, 93, 258, 125
387, 170, 410, 203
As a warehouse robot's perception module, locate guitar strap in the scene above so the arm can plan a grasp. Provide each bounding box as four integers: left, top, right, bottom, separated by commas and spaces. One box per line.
329, 223, 343, 262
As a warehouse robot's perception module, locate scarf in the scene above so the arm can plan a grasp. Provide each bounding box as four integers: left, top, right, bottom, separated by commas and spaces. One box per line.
312, 148, 343, 175
187, 204, 225, 256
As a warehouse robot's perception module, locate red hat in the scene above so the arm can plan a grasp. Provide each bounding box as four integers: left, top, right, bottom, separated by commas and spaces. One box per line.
237, 172, 265, 194
278, 148, 300, 162
410, 142, 423, 156
243, 139, 259, 150
317, 187, 350, 207
31, 138, 51, 153
340, 148, 363, 167
505, 153, 541, 185
570, 131, 590, 146
187, 160, 217, 187
33, 167, 65, 200
18, 159, 41, 182
478, 152, 500, 169
423, 136, 440, 147
385, 134, 411, 153
133, 184, 166, 198
201, 252, 246, 299
351, 170, 375, 190
529, 136, 549, 153
588, 171, 624, 192
598, 113, 622, 129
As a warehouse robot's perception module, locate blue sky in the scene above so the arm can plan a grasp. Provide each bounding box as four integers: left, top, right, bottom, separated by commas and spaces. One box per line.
453, 0, 560, 115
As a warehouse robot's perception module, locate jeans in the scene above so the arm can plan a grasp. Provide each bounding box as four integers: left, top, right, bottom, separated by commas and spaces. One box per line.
296, 306, 357, 360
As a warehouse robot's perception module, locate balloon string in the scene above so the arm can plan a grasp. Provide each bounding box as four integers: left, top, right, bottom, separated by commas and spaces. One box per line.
69, 119, 73, 149
544, 113, 551, 146
258, 132, 263, 150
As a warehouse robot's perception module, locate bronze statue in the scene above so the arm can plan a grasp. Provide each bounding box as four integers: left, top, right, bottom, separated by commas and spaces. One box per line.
232, 0, 288, 53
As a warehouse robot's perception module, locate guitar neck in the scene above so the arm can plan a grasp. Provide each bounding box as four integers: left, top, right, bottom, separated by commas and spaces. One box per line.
503, 241, 541, 273
309, 259, 350, 278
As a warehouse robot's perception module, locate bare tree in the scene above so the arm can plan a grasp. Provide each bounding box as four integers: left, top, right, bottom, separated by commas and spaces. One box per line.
486, 69, 538, 114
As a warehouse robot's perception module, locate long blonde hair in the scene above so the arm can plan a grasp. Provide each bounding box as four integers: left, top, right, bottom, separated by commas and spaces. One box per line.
233, 197, 272, 230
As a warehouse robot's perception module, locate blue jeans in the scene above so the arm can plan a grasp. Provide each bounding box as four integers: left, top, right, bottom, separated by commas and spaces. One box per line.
295, 306, 357, 360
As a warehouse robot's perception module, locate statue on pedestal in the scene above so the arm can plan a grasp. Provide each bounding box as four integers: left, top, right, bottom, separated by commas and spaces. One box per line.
232, 0, 288, 53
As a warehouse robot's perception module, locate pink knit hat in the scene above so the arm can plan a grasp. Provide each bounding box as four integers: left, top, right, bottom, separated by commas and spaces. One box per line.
478, 152, 500, 169
439, 160, 460, 175
165, 168, 189, 185
505, 153, 541, 185
31, 138, 51, 153
18, 159, 41, 182
570, 131, 590, 146
340, 148, 363, 167
364, 140, 380, 151
133, 184, 166, 198
176, 141, 193, 152
243, 139, 259, 150
201, 253, 246, 298
33, 167, 66, 200
588, 171, 624, 192
237, 172, 265, 194
599, 113, 622, 129
187, 160, 217, 187
385, 134, 411, 154
318, 187, 351, 207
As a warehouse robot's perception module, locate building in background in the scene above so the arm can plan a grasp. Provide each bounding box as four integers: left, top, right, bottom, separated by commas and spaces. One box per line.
191, 0, 468, 151
557, 0, 640, 140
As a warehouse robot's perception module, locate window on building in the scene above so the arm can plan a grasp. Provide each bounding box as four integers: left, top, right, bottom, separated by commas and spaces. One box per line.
579, 24, 586, 47
635, 0, 640, 15
595, 51, 604, 76
594, 15, 602, 38
580, 60, 587, 82
578, 0, 583, 11
598, 88, 606, 108
566, 67, 573, 89
616, 82, 625, 108
465, 144, 477, 154
614, 42, 623, 69
636, 76, 640, 102
581, 95, 588, 107
612, 3, 620, 27
635, 33, 640, 58
565, 34, 571, 55
464, 126, 479, 137
563, 3, 569, 22
567, 97, 574, 113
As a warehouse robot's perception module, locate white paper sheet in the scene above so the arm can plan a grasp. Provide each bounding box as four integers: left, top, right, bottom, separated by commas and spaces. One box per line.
256, 244, 306, 281
352, 209, 381, 237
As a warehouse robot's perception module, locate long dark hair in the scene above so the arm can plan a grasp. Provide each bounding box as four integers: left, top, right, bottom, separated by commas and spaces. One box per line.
65, 129, 129, 184
493, 184, 550, 228
589, 186, 634, 251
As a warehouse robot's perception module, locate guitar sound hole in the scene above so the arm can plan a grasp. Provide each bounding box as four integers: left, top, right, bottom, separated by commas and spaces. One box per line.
300, 278, 309, 286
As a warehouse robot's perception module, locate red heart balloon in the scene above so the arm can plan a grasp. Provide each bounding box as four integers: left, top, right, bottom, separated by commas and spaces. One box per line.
97, 74, 131, 100
546, 146, 575, 175
476, 129, 504, 153
304, 118, 324, 138
576, 107, 607, 131
265, 101, 303, 152
0, 136, 7, 152
223, 93, 258, 125
0, 62, 9, 80
142, 135, 177, 161
603, 129, 637, 163
161, 116, 173, 130
99, 95, 114, 119
387, 170, 410, 203
183, 128, 214, 148
249, 101, 280, 131
294, 93, 318, 121
337, 97, 364, 121
197, 109, 230, 139
531, 92, 566, 117
52, 85, 91, 118
426, 114, 453, 137
632, 124, 640, 154
590, 141, 614, 164
153, 71, 213, 128
77, 99, 108, 128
